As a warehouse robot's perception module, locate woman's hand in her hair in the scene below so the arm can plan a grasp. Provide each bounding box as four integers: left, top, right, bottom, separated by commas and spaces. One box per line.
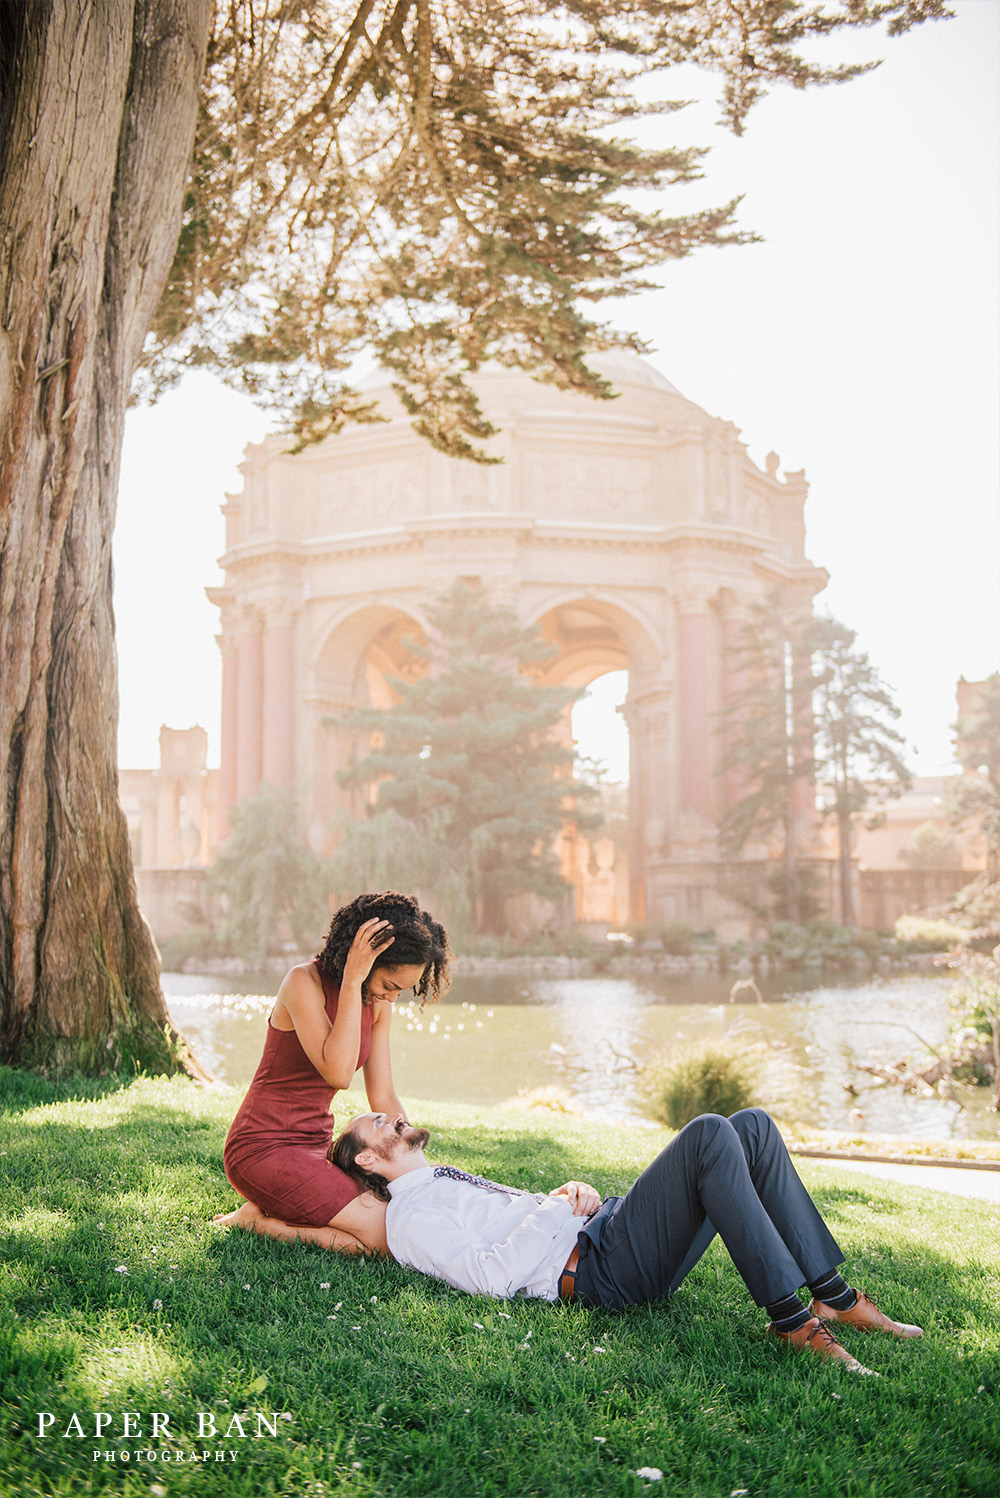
342, 917, 395, 991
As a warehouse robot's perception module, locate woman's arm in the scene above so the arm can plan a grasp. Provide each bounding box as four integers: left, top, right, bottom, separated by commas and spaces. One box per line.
280, 919, 393, 1091
362, 1000, 406, 1117
219, 1200, 377, 1254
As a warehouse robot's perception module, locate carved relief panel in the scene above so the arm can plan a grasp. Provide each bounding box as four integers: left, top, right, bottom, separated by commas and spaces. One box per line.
316, 457, 427, 532
527, 449, 653, 522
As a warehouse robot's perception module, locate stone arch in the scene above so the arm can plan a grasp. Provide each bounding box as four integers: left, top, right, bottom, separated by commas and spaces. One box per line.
306, 603, 427, 852
526, 594, 670, 926
310, 602, 427, 706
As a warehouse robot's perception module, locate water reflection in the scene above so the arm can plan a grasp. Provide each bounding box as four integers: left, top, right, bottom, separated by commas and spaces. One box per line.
163, 970, 999, 1141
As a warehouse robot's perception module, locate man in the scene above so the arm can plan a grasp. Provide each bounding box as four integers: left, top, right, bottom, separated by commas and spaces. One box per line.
330, 1107, 923, 1376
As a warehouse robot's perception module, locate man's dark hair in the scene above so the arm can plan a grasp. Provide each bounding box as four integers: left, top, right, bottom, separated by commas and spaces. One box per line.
328, 1124, 391, 1203
316, 890, 451, 1006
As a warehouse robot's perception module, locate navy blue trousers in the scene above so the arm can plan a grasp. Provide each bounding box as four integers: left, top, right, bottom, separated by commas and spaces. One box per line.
575, 1109, 843, 1310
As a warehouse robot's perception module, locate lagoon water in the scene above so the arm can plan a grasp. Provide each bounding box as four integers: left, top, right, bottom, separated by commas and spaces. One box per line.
163, 968, 999, 1141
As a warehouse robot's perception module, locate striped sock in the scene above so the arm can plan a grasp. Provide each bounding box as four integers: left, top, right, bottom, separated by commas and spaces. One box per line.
765, 1293, 813, 1334
808, 1271, 857, 1311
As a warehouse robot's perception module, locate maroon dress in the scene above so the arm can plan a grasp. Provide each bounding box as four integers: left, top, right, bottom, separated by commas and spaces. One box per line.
223, 963, 374, 1226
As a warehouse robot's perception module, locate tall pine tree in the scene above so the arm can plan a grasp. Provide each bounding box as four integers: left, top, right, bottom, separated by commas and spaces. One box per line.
948, 674, 1000, 881
332, 580, 595, 934
718, 596, 815, 923
808, 616, 910, 926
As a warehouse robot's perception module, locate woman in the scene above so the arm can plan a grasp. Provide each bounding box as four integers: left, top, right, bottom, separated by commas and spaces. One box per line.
216, 890, 450, 1254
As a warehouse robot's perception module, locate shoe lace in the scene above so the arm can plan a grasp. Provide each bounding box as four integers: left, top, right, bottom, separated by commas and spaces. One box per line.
852, 1292, 889, 1321
805, 1320, 843, 1351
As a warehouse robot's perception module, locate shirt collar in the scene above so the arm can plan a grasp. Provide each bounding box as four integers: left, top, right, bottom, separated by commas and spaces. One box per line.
386, 1164, 436, 1198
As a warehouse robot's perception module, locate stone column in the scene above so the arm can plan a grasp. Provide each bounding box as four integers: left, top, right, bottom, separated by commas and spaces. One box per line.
719, 596, 748, 817
677, 591, 714, 825
217, 633, 239, 840
621, 683, 672, 926
235, 611, 263, 800
262, 603, 296, 787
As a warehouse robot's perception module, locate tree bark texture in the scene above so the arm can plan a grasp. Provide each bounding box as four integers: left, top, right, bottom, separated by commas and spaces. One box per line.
0, 0, 211, 1071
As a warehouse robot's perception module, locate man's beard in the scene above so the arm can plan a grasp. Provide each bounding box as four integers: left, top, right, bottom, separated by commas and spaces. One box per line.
374, 1123, 429, 1161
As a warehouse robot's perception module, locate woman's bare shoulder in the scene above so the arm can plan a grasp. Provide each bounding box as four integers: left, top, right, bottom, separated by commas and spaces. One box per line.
271, 962, 325, 1027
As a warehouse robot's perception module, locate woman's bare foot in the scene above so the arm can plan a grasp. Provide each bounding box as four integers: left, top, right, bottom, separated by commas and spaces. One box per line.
214, 1201, 264, 1230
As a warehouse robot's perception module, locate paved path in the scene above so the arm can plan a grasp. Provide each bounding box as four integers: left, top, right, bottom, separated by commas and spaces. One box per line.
817, 1157, 1000, 1204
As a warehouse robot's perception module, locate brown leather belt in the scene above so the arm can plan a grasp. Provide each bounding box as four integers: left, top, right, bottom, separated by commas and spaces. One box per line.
559, 1243, 580, 1300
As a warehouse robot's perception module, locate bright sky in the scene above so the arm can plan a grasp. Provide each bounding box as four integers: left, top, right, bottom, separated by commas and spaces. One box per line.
115, 0, 999, 784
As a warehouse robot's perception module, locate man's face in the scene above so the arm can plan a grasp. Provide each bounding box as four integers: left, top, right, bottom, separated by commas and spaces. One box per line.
354, 1112, 430, 1164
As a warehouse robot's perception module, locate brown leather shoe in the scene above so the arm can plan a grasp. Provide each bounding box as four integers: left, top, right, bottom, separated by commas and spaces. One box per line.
809, 1290, 923, 1339
766, 1316, 879, 1374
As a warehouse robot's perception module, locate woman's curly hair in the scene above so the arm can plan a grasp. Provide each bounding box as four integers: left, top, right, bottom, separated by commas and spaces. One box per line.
316, 890, 451, 1005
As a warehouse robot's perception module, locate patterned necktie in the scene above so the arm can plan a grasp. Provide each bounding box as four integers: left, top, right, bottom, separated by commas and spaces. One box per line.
433, 1165, 530, 1198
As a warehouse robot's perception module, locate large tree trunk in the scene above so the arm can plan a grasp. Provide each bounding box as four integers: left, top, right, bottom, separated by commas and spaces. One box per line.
0, 0, 211, 1072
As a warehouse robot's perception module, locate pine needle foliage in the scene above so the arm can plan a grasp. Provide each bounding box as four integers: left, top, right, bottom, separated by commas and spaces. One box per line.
718, 593, 816, 922
719, 602, 910, 926
208, 784, 331, 961
808, 614, 910, 926
332, 579, 597, 933
139, 0, 951, 459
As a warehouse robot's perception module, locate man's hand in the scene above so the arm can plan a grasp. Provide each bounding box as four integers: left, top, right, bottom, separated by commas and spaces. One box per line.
549, 1181, 601, 1217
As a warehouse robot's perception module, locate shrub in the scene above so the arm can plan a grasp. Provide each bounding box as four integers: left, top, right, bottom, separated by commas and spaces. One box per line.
156, 926, 222, 970
894, 915, 970, 949
639, 1039, 762, 1129
763, 919, 886, 969
658, 920, 695, 955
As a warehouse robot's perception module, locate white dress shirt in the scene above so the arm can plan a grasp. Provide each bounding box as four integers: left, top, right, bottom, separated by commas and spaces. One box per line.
385, 1165, 582, 1300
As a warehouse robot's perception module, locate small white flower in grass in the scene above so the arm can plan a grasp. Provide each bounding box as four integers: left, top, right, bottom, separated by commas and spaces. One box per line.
593, 1436, 606, 1444
319, 1282, 330, 1289
152, 1299, 163, 1310
472, 1322, 484, 1330
244, 1284, 251, 1290
498, 1312, 511, 1320
352, 1325, 361, 1331
731, 1490, 750, 1496
831, 1393, 842, 1401
592, 1345, 607, 1354
351, 1461, 363, 1469
334, 1302, 342, 1310
150, 1485, 167, 1497
369, 1295, 377, 1303
634, 1469, 663, 1482
114, 1265, 129, 1275
281, 1413, 293, 1422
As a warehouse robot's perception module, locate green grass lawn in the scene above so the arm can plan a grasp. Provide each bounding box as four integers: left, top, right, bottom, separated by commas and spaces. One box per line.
1, 1069, 997, 1498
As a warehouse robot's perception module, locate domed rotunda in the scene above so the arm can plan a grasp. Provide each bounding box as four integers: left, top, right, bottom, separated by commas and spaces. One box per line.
209, 351, 827, 932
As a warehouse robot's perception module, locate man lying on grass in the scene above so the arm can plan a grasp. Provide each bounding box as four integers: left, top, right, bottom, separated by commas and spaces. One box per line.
324, 1107, 923, 1377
